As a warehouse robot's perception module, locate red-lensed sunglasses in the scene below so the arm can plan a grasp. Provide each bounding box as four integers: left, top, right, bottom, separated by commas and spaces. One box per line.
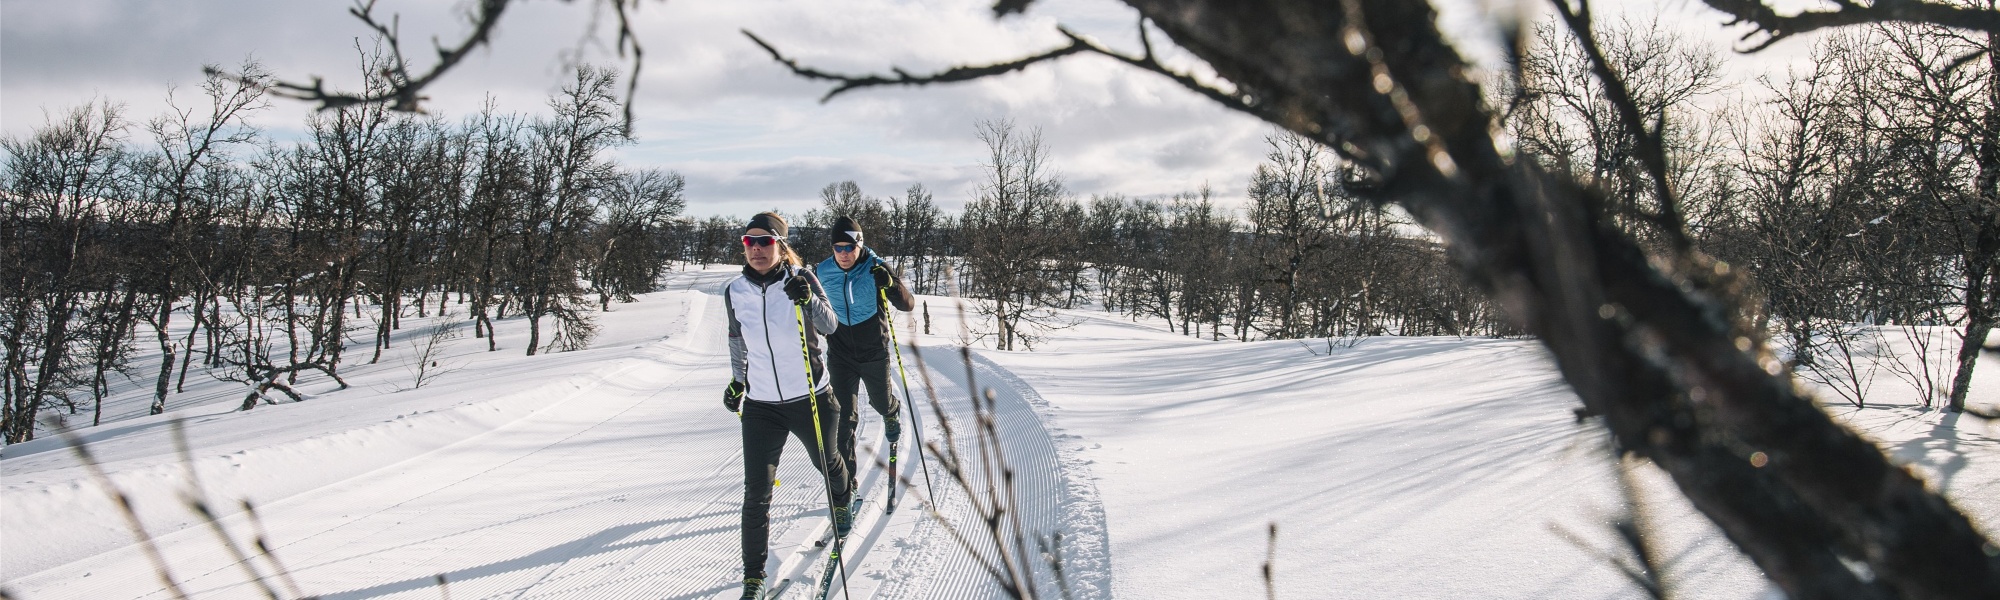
742, 234, 780, 247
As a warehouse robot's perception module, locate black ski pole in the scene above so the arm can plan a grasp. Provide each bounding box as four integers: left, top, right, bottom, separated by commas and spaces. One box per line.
880, 287, 938, 504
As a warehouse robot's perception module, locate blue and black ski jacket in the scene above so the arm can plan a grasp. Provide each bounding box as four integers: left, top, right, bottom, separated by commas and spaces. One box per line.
815, 248, 915, 363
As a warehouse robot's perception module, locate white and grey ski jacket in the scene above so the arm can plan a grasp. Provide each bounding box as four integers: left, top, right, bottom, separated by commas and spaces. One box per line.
726, 263, 837, 404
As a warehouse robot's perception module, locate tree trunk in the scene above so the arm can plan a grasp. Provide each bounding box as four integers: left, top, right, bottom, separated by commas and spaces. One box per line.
1949, 257, 1994, 412
150, 296, 174, 416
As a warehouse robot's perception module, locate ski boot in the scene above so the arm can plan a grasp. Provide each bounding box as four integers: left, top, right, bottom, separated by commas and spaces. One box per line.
740, 577, 767, 600
832, 503, 853, 539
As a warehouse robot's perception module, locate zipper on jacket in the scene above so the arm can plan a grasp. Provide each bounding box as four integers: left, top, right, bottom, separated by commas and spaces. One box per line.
758, 273, 786, 402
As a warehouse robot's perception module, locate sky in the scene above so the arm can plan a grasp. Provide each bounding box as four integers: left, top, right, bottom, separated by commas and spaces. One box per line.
2, 0, 1824, 219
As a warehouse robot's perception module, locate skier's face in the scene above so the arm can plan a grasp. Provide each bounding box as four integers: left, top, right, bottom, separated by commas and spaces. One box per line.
744, 228, 779, 272
833, 242, 859, 269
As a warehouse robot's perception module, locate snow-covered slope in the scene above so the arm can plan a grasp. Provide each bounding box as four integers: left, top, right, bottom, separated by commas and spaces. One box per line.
939, 301, 1999, 600
4, 268, 1996, 600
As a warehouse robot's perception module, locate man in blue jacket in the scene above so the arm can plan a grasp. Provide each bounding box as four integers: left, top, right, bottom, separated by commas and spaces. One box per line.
816, 215, 916, 493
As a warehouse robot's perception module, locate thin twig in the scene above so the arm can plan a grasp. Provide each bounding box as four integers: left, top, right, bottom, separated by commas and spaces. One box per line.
744, 20, 1262, 120
242, 500, 308, 599
888, 302, 1077, 598
1263, 522, 1279, 600
742, 30, 1089, 103
172, 420, 281, 600
206, 0, 511, 113
606, 0, 645, 135
1040, 531, 1076, 600
59, 424, 192, 600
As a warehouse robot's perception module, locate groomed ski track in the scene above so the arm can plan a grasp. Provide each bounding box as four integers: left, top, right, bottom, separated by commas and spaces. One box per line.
3, 270, 1108, 600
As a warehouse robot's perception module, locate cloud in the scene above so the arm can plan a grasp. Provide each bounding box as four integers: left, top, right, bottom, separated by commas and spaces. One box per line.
8, 0, 1810, 222
5, 0, 1277, 217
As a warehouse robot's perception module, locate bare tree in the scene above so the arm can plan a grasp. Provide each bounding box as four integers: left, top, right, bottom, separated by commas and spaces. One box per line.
884, 183, 947, 294
1865, 22, 2000, 412
134, 64, 270, 415
518, 65, 625, 355
1515, 15, 1727, 248
1165, 188, 1236, 338
1243, 131, 1340, 339
461, 101, 530, 350
960, 119, 1079, 350
590, 168, 686, 309
1, 101, 132, 442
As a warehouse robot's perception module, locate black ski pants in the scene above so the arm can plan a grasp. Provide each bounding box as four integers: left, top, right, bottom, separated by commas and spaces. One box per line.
740, 394, 850, 578
831, 353, 898, 485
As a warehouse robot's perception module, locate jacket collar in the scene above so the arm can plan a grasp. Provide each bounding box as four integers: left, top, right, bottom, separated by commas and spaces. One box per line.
743, 263, 788, 286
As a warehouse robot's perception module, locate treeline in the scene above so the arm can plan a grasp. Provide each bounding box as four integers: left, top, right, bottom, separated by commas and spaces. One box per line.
718, 120, 1512, 352
1, 64, 686, 442
1511, 17, 1997, 410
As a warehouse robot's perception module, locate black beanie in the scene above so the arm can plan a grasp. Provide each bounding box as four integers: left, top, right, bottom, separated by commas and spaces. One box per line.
831, 215, 864, 246
746, 211, 789, 238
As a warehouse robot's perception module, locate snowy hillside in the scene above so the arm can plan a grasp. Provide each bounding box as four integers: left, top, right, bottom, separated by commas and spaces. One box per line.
4, 267, 1996, 599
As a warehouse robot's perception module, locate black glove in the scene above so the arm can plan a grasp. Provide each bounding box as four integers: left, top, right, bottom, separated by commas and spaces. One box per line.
871, 264, 895, 290
724, 380, 746, 413
784, 275, 812, 305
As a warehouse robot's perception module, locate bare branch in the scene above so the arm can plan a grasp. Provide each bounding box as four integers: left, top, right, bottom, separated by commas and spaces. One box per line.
58, 423, 192, 600
994, 0, 1038, 18
206, 0, 512, 113
604, 0, 647, 135
742, 29, 1091, 103
1055, 26, 1261, 116
744, 20, 1266, 129
1700, 0, 2000, 51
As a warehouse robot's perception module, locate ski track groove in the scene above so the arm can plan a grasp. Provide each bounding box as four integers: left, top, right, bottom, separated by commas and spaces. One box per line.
857, 344, 1101, 600
7, 276, 1109, 600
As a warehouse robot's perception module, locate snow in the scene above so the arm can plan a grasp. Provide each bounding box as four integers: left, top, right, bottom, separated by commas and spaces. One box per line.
4, 267, 1997, 599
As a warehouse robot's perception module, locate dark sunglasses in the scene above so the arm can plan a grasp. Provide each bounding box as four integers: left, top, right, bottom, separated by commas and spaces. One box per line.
832, 244, 859, 254
742, 234, 780, 247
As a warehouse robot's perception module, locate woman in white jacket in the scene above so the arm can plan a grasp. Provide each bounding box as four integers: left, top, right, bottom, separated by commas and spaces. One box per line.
721, 212, 851, 600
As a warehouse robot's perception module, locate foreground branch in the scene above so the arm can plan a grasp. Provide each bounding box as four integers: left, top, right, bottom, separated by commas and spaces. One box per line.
742, 30, 1089, 103
209, 0, 511, 113
745, 21, 1261, 118
215, 0, 653, 134
1699, 0, 2000, 51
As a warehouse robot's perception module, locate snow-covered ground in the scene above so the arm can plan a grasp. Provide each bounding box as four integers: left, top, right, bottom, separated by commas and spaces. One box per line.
4, 267, 1997, 599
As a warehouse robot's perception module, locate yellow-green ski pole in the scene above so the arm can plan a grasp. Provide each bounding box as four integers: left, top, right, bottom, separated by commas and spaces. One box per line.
794, 300, 851, 600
